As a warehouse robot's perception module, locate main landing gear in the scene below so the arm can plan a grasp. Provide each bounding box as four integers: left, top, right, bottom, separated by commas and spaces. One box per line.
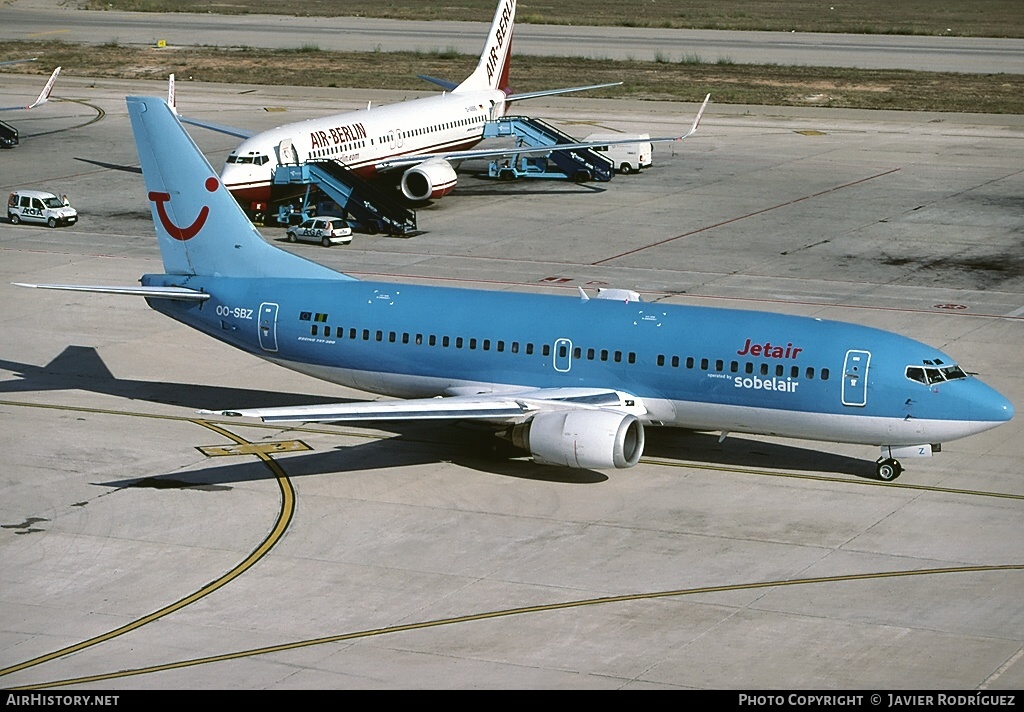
875, 458, 903, 481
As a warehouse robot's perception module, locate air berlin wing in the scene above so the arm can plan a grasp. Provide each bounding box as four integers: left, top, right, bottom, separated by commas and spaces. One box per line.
167, 74, 255, 139
176, 115, 255, 140
0, 66, 60, 112
376, 94, 709, 171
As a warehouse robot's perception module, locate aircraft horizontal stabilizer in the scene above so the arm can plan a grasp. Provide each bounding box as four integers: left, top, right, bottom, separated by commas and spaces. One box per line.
0, 58, 38, 67
418, 74, 459, 91
505, 81, 623, 103
13, 283, 210, 301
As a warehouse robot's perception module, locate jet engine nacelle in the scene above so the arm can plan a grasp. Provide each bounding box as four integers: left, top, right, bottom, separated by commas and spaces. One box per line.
511, 410, 645, 469
400, 158, 458, 201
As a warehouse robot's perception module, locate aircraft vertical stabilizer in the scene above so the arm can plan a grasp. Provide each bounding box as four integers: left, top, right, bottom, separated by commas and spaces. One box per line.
455, 0, 515, 94
126, 96, 347, 281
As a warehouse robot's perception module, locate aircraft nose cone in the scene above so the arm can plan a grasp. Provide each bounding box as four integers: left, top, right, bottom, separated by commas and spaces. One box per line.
976, 383, 1014, 423
994, 394, 1014, 422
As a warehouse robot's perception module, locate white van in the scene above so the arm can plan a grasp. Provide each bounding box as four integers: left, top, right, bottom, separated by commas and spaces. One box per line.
584, 133, 653, 174
7, 190, 78, 227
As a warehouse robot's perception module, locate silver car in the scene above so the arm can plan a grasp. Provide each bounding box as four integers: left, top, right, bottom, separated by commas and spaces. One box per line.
285, 217, 352, 247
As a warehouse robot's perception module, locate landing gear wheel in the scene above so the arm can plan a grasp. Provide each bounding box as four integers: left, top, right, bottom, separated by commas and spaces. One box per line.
875, 458, 903, 481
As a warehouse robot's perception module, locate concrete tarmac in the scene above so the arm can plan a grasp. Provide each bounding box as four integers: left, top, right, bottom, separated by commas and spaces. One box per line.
3, 0, 1024, 73
1, 76, 1022, 689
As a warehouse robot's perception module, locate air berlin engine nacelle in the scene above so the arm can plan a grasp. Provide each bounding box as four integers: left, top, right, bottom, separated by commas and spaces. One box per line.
511, 410, 646, 470
400, 158, 458, 201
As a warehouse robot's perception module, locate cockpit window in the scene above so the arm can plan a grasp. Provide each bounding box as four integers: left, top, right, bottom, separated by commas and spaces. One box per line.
906, 361, 968, 385
225, 154, 269, 165
939, 365, 968, 381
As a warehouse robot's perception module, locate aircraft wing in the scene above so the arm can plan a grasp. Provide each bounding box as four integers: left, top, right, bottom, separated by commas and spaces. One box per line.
13, 282, 210, 301
0, 66, 60, 112
204, 387, 646, 425
166, 73, 255, 139
420, 75, 622, 99
375, 93, 709, 172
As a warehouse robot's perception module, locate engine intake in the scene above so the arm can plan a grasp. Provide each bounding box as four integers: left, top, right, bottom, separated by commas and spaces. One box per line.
510, 410, 645, 469
401, 158, 458, 201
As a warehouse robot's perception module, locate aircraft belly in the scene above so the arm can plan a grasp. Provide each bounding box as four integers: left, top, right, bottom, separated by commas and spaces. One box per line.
264, 357, 496, 399
666, 400, 994, 446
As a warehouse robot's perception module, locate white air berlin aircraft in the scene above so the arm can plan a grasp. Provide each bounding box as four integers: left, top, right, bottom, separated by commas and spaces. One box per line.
172, 0, 708, 207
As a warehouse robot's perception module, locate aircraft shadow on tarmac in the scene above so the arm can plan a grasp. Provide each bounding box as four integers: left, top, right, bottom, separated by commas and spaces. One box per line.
99, 425, 612, 490
456, 179, 609, 197
0, 345, 349, 410
2, 346, 870, 483
73, 157, 142, 174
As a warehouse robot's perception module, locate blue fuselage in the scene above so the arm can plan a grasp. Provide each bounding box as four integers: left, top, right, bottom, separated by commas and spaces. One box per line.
142, 273, 1013, 448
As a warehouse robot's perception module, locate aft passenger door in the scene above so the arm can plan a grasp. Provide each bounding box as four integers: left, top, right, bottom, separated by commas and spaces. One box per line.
841, 349, 871, 407
258, 302, 279, 352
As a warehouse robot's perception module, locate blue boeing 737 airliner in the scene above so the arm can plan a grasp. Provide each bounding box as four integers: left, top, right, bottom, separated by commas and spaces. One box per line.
17, 96, 1013, 480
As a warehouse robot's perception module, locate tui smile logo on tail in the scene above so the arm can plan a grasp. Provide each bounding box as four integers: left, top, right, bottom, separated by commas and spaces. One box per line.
149, 177, 218, 241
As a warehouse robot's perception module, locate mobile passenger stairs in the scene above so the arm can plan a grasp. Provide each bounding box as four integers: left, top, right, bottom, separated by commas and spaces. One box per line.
272, 160, 417, 237
0, 119, 18, 148
482, 116, 614, 183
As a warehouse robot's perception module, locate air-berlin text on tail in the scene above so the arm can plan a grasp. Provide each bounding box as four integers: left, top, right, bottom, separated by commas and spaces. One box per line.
309, 122, 368, 150
486, 0, 515, 83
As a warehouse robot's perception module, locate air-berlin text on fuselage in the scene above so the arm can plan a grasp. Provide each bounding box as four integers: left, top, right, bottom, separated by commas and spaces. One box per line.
485, 0, 515, 83
309, 122, 368, 150
737, 339, 803, 359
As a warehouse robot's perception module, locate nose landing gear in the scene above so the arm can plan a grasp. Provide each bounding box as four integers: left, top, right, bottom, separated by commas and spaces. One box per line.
875, 458, 903, 481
